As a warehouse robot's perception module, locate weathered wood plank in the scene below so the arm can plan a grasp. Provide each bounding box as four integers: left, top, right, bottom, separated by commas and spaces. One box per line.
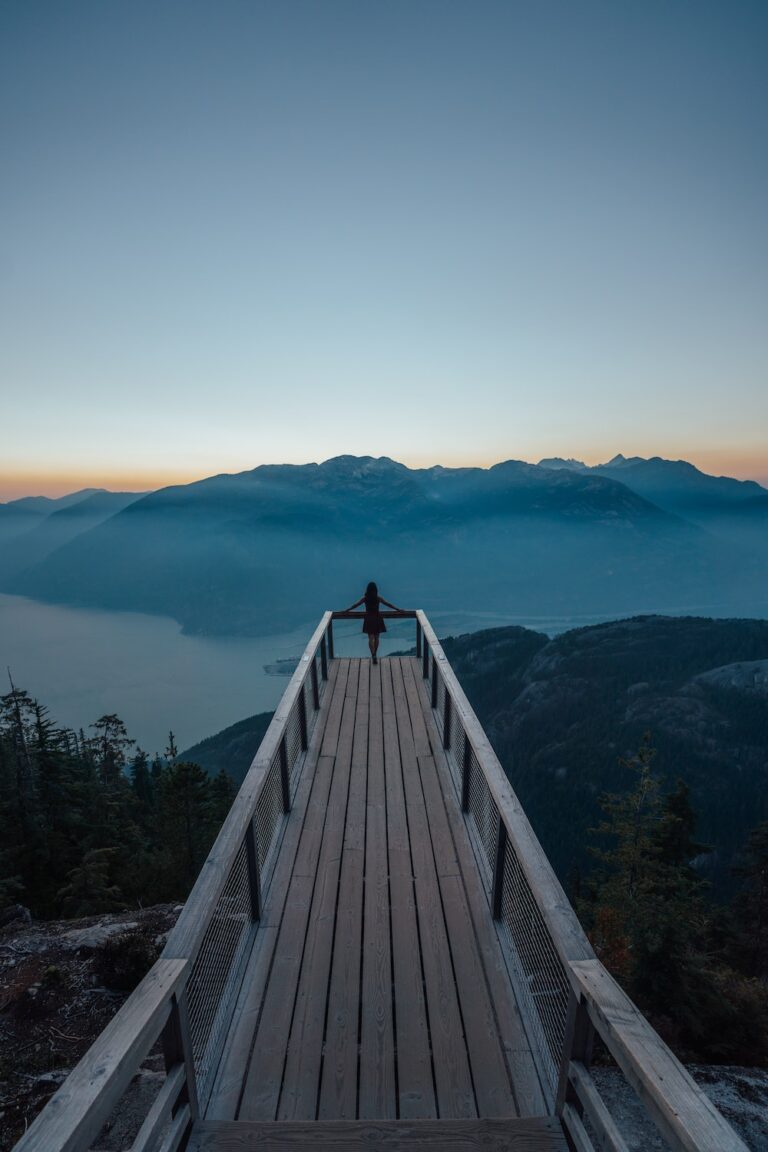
131, 1063, 186, 1152
278, 666, 360, 1120
391, 659, 476, 1120
381, 660, 435, 1120
15, 958, 187, 1152
318, 662, 370, 1120
409, 659, 547, 1118
415, 613, 594, 970
570, 959, 750, 1152
437, 872, 518, 1119
567, 1060, 630, 1152
560, 1103, 595, 1152
188, 1116, 567, 1151
157, 1103, 191, 1152
164, 616, 333, 966
208, 665, 342, 1121
359, 658, 396, 1119
239, 670, 352, 1121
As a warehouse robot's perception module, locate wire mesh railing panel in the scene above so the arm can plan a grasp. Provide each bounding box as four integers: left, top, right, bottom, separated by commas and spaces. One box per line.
285, 699, 303, 776
499, 836, 570, 1094
446, 707, 464, 792
466, 745, 499, 887
254, 750, 284, 875
186, 838, 255, 1107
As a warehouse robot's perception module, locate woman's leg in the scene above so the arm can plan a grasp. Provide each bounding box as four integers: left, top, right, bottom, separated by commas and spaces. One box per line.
368, 634, 376, 658
372, 634, 380, 661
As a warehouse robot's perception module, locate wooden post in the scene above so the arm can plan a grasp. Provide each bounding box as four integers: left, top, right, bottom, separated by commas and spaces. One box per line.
461, 733, 471, 812
492, 819, 508, 920
327, 618, 335, 660
443, 691, 452, 750
245, 819, 262, 922
298, 687, 308, 751
556, 988, 594, 1117
422, 639, 430, 679
311, 658, 320, 710
415, 620, 422, 658
161, 990, 199, 1123
320, 636, 328, 681
279, 736, 291, 813
431, 655, 438, 709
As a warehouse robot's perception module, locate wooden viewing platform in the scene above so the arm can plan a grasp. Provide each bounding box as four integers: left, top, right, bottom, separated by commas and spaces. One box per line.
15, 613, 750, 1152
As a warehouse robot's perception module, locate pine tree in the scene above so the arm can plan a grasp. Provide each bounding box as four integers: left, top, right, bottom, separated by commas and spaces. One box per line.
57, 848, 123, 916
155, 761, 215, 897
586, 736, 714, 1042
130, 749, 154, 813
731, 820, 768, 979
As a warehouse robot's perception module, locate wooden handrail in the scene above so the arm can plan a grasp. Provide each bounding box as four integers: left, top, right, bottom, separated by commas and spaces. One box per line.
14, 959, 187, 1152
569, 960, 750, 1152
14, 611, 335, 1152
417, 608, 748, 1152
416, 609, 594, 968
163, 611, 332, 965
330, 610, 417, 619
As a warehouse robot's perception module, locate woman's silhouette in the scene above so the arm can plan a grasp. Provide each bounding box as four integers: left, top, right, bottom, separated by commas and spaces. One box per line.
344, 581, 401, 663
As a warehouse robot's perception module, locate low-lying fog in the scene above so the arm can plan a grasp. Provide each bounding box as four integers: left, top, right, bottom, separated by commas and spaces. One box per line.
0, 594, 624, 753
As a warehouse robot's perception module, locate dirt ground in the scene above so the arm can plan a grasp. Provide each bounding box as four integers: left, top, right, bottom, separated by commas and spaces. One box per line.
0, 904, 180, 1150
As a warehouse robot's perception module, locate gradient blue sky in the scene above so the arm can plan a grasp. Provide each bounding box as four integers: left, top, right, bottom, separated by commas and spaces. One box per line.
1, 0, 766, 499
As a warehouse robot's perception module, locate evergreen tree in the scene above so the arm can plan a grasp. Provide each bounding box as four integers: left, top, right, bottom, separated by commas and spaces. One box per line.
586, 736, 714, 1043
731, 820, 768, 979
89, 714, 135, 785
155, 761, 215, 897
130, 749, 154, 813
58, 847, 123, 916
209, 769, 236, 832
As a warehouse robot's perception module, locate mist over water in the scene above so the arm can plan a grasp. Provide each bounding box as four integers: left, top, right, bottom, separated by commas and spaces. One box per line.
3, 592, 749, 755
0, 594, 312, 754
4, 595, 547, 751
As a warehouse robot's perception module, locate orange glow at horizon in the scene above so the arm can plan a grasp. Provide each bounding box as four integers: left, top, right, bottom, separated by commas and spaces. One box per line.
2, 447, 767, 502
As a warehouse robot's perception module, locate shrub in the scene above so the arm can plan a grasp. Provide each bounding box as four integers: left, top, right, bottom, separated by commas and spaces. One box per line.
95, 931, 158, 992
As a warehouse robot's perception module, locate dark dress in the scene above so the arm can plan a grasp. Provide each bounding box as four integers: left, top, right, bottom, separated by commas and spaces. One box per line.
362, 598, 387, 635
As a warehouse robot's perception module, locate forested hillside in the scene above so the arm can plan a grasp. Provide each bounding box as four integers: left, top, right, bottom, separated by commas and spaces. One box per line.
440, 615, 768, 894
0, 692, 234, 919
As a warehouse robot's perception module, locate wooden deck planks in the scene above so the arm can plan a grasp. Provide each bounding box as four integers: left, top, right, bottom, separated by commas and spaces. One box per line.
408, 657, 548, 1118
227, 655, 548, 1127
390, 659, 476, 1120
190, 1117, 567, 1151
209, 664, 343, 1121
381, 661, 436, 1120
278, 664, 360, 1120
191, 1117, 567, 1151
239, 666, 353, 1120
318, 661, 369, 1120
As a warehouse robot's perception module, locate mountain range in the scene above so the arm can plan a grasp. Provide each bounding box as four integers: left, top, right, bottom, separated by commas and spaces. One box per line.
439, 614, 768, 894
1, 455, 766, 635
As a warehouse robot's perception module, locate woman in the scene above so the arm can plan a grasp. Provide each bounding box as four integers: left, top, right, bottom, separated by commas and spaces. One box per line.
344, 581, 402, 663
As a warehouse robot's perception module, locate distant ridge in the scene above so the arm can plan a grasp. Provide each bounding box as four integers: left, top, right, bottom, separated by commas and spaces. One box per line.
2, 454, 765, 637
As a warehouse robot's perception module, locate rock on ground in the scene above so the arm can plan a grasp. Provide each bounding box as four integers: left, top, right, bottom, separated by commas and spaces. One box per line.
593, 1064, 768, 1152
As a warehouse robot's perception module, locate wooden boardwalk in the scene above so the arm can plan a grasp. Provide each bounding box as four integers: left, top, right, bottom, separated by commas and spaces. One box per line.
16, 614, 749, 1152
208, 657, 546, 1127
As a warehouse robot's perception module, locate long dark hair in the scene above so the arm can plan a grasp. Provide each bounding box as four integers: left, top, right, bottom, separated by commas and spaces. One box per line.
364, 581, 378, 612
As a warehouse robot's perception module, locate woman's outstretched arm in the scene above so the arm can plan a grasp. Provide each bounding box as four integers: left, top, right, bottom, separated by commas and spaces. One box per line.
341, 595, 365, 611
378, 597, 402, 611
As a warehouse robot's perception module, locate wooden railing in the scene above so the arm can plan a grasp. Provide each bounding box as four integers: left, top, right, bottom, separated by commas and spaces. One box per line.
416, 610, 748, 1152
14, 609, 748, 1152
14, 613, 336, 1152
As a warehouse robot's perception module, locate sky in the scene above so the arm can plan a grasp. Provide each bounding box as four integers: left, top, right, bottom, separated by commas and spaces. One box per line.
1, 0, 767, 500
